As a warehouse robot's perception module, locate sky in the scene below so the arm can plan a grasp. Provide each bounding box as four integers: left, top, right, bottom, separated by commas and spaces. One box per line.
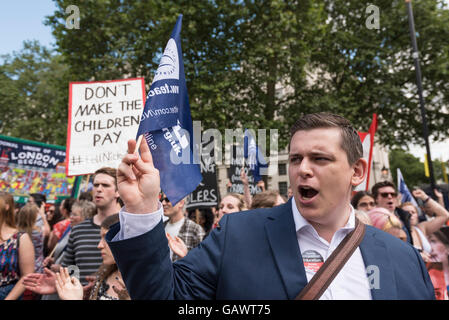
0, 1, 448, 163
0, 1, 57, 57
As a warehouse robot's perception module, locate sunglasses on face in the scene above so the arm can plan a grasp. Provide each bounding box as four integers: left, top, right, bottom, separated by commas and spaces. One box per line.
380, 192, 397, 198
161, 197, 170, 203
358, 201, 375, 208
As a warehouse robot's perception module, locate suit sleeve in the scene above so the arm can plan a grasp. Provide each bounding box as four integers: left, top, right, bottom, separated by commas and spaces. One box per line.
106, 215, 229, 300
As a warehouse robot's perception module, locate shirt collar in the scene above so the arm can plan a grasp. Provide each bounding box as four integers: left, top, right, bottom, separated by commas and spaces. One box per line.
291, 198, 355, 235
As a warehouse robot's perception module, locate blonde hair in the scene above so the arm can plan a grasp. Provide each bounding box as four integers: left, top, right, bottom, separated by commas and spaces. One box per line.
355, 210, 372, 226
399, 202, 418, 212
0, 194, 16, 241
224, 193, 247, 211
16, 203, 39, 237
71, 200, 97, 219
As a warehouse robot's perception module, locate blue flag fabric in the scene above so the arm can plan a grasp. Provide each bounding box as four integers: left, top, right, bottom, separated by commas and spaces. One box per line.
397, 168, 419, 208
137, 15, 202, 205
244, 129, 268, 183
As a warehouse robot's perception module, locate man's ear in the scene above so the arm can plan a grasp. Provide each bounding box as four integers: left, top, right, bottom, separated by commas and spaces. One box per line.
351, 158, 368, 187
178, 199, 185, 208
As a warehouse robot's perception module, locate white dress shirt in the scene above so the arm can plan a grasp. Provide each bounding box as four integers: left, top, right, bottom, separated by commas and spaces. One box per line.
292, 200, 372, 300
112, 202, 163, 241
112, 200, 372, 300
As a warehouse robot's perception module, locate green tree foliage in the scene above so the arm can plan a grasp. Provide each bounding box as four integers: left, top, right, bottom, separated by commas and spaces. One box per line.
389, 148, 447, 188
300, 0, 449, 148
0, 41, 69, 145
3, 0, 448, 150
389, 148, 427, 188
44, 0, 315, 148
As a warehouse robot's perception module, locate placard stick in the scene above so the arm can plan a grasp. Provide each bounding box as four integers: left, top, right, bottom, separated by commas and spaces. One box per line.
195, 208, 200, 225
47, 243, 58, 259
84, 175, 91, 192
135, 134, 143, 155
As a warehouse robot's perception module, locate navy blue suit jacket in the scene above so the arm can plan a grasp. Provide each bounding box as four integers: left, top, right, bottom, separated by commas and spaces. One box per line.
106, 199, 435, 300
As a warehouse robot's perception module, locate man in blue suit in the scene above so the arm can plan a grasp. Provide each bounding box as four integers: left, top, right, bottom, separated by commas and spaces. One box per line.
106, 113, 435, 300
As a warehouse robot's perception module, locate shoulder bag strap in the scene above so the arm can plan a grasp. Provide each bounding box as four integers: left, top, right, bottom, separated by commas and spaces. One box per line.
295, 217, 366, 300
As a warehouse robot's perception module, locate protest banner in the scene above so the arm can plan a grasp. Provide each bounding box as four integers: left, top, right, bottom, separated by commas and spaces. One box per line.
66, 78, 145, 176
426, 262, 449, 300
0, 134, 76, 203
355, 113, 377, 192
244, 129, 269, 183
185, 136, 219, 210
227, 145, 262, 196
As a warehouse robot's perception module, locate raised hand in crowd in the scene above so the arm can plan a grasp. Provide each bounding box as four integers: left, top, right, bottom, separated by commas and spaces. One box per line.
166, 233, 188, 258
434, 188, 445, 207
111, 276, 131, 300
117, 138, 160, 214
240, 168, 252, 209
410, 188, 449, 236
23, 268, 57, 295
38, 202, 51, 238
55, 267, 83, 300
257, 179, 266, 192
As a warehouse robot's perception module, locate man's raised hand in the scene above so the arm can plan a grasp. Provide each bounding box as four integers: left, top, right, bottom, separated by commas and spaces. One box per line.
117, 137, 160, 214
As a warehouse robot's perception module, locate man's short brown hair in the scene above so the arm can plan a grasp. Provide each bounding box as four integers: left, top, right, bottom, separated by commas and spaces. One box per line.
289, 112, 363, 165
93, 167, 118, 190
251, 190, 281, 209
372, 181, 397, 199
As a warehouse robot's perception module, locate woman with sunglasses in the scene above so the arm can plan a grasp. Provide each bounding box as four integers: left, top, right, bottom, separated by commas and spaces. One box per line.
399, 188, 449, 257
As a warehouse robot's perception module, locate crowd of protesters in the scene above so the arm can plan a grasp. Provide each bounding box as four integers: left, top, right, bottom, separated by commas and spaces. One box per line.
1, 161, 449, 299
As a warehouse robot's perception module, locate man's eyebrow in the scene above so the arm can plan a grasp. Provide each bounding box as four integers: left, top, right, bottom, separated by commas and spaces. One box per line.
309, 151, 335, 158
288, 151, 335, 159
288, 153, 301, 158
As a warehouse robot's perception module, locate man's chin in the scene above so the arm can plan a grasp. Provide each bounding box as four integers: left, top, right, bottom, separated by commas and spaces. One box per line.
297, 204, 322, 220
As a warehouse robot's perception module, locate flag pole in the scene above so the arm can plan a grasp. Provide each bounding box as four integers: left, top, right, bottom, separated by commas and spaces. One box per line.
404, 0, 436, 195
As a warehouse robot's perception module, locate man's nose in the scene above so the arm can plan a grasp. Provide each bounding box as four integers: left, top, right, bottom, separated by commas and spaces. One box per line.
298, 158, 313, 178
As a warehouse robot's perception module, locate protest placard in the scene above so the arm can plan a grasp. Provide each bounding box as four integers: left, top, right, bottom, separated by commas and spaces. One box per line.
66, 78, 145, 176
0, 134, 75, 203
227, 145, 262, 196
426, 262, 449, 300
185, 136, 219, 210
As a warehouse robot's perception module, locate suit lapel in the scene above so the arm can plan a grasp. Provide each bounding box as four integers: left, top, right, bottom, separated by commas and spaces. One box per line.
359, 226, 398, 300
264, 200, 308, 299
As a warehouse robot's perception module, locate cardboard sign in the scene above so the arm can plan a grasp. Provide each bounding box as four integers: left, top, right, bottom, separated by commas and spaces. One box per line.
227, 145, 262, 195
66, 78, 145, 176
185, 136, 219, 209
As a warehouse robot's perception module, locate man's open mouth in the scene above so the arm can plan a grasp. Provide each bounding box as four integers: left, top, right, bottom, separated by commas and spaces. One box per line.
299, 186, 319, 200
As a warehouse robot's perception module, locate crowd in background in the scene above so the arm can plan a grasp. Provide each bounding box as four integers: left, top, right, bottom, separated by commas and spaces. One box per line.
1, 165, 449, 300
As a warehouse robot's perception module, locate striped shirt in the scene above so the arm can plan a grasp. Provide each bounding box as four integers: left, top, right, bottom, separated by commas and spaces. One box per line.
61, 219, 102, 285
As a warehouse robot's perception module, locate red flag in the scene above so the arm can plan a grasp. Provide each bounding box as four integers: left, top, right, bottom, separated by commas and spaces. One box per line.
355, 114, 377, 191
